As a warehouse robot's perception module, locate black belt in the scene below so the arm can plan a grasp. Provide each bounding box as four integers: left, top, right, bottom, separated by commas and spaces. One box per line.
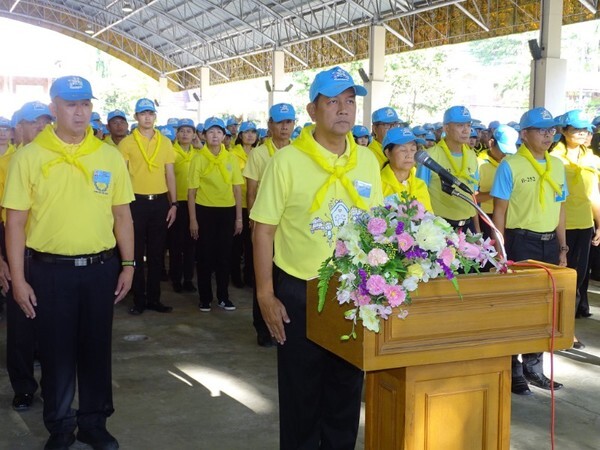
506, 228, 556, 241
28, 248, 115, 267
444, 218, 471, 228
134, 193, 167, 201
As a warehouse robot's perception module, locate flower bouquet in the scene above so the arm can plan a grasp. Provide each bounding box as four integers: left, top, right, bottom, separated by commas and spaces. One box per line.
317, 193, 507, 340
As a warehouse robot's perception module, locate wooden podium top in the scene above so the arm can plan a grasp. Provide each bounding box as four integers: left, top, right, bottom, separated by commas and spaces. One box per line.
307, 262, 576, 372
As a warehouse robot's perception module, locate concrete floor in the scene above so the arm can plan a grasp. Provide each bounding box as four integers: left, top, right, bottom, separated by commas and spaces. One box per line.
0, 278, 598, 450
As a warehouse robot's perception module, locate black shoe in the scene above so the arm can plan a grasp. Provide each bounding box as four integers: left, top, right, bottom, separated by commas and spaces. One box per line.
77, 428, 119, 450
576, 312, 593, 318
128, 306, 144, 316
182, 281, 197, 293
146, 302, 173, 313
573, 340, 586, 350
511, 376, 533, 396
45, 432, 75, 450
12, 393, 33, 411
199, 301, 211, 312
524, 372, 563, 390
257, 334, 275, 348
172, 282, 183, 293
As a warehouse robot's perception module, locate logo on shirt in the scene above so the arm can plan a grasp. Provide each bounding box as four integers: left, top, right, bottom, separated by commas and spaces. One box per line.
93, 170, 112, 195
309, 199, 362, 245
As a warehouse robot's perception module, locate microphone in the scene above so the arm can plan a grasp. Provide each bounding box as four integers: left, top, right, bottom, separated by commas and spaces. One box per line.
415, 149, 474, 195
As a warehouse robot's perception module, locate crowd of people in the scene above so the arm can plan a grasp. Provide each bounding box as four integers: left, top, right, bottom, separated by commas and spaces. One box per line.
0, 67, 597, 450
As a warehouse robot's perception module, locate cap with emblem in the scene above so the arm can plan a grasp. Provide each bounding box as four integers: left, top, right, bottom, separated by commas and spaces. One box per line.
135, 98, 157, 114
309, 66, 367, 102
269, 103, 296, 122
50, 76, 95, 101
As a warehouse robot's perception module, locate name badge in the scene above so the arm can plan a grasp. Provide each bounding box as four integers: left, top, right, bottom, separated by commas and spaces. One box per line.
93, 170, 111, 195
354, 180, 372, 198
555, 185, 566, 202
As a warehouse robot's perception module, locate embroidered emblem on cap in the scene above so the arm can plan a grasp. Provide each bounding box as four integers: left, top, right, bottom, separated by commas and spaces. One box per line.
540, 109, 552, 120
331, 67, 350, 81
279, 104, 289, 113
139, 99, 153, 108
68, 77, 84, 90
461, 107, 470, 117
386, 108, 395, 117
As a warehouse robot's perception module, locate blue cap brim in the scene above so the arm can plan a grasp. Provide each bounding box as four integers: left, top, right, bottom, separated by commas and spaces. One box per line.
312, 84, 367, 102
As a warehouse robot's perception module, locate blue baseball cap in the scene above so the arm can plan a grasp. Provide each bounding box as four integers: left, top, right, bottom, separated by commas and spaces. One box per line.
226, 117, 239, 127
50, 76, 95, 101
102, 125, 109, 135
269, 103, 296, 122
159, 125, 176, 140
423, 123, 434, 131
372, 107, 400, 124
204, 117, 226, 132
196, 123, 204, 133
425, 131, 436, 141
258, 128, 268, 139
469, 128, 478, 138
488, 120, 501, 130
135, 98, 156, 114
309, 66, 367, 102
0, 117, 11, 128
18, 101, 53, 122
167, 117, 179, 126
493, 125, 518, 155
412, 125, 427, 136
177, 118, 195, 129
519, 107, 557, 129
443, 106, 472, 124
352, 125, 370, 138
472, 122, 486, 130
592, 116, 600, 127
239, 121, 257, 133
107, 109, 127, 122
90, 121, 102, 131
433, 122, 443, 130
91, 112, 101, 122
562, 110, 593, 131
382, 127, 419, 148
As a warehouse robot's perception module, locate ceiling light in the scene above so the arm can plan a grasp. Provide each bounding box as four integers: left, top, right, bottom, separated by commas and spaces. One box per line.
122, 1, 134, 13
85, 23, 94, 35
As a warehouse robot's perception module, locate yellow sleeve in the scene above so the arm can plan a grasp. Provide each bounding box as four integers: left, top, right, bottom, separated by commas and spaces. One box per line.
110, 151, 135, 206
231, 154, 243, 185
1, 148, 32, 211
249, 156, 287, 226
188, 154, 202, 189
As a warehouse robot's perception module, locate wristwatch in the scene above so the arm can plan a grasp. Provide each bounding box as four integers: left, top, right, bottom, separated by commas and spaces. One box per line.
559, 245, 569, 252
171, 202, 178, 208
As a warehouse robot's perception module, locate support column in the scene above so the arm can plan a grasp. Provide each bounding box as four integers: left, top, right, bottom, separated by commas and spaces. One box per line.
363, 25, 389, 128
197, 66, 210, 123
269, 50, 286, 107
530, 0, 566, 115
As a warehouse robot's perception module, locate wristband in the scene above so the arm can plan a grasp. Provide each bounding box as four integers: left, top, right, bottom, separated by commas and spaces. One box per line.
171, 202, 178, 208
559, 245, 569, 252
121, 260, 136, 267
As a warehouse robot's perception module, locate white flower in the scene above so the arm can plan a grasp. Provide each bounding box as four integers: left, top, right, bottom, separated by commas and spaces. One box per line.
402, 276, 419, 292
414, 219, 447, 252
359, 305, 380, 332
336, 289, 352, 305
347, 239, 369, 265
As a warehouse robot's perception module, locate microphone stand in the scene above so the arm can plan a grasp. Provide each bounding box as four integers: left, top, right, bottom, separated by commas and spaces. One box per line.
440, 179, 507, 261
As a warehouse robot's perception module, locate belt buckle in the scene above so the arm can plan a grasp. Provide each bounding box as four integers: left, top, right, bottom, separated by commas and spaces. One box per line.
541, 233, 552, 241
74, 257, 88, 267
147, 194, 156, 200
457, 220, 466, 227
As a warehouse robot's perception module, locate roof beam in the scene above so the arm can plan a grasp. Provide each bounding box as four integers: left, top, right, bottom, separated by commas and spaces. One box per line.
455, 2, 490, 32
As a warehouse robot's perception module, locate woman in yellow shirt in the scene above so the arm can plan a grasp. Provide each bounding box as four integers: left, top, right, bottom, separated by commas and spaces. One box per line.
230, 121, 258, 288
552, 110, 600, 345
188, 117, 243, 312
380, 127, 432, 211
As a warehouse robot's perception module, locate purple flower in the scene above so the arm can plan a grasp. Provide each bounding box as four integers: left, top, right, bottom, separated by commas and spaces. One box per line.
358, 268, 369, 296
366, 274, 387, 296
367, 218, 387, 236
405, 246, 428, 259
334, 240, 349, 257
437, 259, 455, 280
395, 222, 404, 234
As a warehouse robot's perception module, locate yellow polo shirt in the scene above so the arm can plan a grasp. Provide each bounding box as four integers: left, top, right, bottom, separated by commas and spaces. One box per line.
118, 128, 175, 194
552, 142, 600, 229
2, 126, 134, 255
478, 157, 499, 214
188, 145, 243, 207
0, 147, 16, 223
173, 141, 198, 201
230, 144, 250, 208
243, 138, 281, 182
251, 126, 383, 280
380, 165, 432, 212
368, 139, 387, 168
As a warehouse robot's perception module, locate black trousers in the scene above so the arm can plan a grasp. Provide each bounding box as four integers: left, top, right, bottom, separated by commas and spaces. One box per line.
566, 227, 593, 315
274, 267, 362, 450
230, 208, 254, 284
195, 205, 235, 303
28, 255, 120, 434
168, 200, 195, 285
130, 195, 169, 307
505, 229, 559, 378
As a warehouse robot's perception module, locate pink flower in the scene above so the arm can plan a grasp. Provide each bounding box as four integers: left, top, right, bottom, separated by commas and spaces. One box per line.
383, 284, 406, 307
335, 240, 349, 257
356, 293, 372, 306
439, 247, 455, 267
366, 274, 387, 295
367, 218, 387, 236
367, 248, 389, 266
458, 233, 481, 259
397, 232, 415, 252
410, 200, 426, 220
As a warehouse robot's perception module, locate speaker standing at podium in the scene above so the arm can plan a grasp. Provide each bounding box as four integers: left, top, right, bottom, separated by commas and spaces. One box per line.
251, 66, 382, 449
491, 107, 567, 396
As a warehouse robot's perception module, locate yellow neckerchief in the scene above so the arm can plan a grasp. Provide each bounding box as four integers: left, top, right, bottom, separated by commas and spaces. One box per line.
381, 164, 417, 197
173, 141, 195, 166
265, 137, 277, 157
0, 143, 15, 158
517, 144, 562, 209
552, 142, 596, 185
37, 124, 102, 182
230, 144, 249, 163
293, 125, 368, 212
200, 144, 231, 184
438, 139, 478, 184
132, 128, 162, 172
487, 156, 500, 168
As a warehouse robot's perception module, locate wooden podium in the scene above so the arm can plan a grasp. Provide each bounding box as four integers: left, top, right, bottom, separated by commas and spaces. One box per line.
307, 262, 576, 450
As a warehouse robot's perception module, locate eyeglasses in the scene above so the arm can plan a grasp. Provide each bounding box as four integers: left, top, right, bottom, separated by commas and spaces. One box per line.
527, 127, 556, 136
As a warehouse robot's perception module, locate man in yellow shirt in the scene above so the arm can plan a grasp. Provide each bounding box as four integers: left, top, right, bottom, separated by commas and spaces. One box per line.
104, 110, 128, 147
251, 66, 382, 449
243, 103, 296, 347
3, 75, 134, 450
492, 107, 567, 396
119, 98, 177, 315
